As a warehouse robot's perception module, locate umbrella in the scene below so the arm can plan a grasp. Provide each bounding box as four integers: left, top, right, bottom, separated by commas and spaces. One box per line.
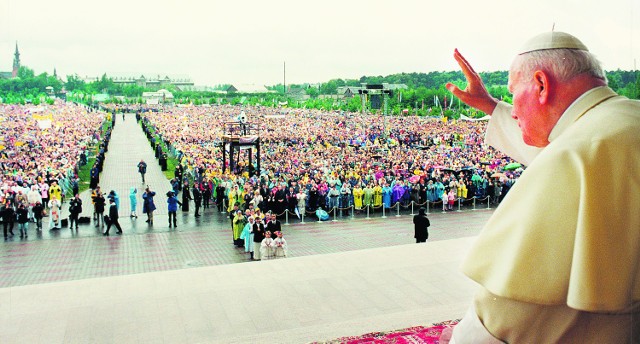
491, 172, 505, 178
504, 162, 522, 171
471, 174, 483, 182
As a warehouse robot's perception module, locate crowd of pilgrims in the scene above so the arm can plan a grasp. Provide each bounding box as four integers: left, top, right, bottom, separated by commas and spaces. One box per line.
0, 100, 523, 240
130, 103, 521, 218
1, 102, 106, 239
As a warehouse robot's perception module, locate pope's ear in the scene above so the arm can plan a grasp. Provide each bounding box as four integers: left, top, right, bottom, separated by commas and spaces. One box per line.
533, 70, 550, 104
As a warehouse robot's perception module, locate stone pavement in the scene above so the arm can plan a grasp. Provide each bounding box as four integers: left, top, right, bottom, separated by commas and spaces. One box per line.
0, 237, 480, 344
0, 209, 492, 288
91, 113, 173, 217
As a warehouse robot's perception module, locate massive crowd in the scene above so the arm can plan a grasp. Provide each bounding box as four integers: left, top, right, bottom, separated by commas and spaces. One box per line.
140, 104, 522, 217
1, 102, 105, 239
1, 101, 523, 240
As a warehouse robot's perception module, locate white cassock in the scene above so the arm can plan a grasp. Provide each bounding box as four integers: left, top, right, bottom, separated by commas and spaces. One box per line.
452, 87, 640, 343
274, 237, 288, 258
260, 238, 275, 260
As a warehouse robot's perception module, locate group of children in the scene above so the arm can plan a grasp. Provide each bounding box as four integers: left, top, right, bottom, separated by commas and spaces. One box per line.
238, 214, 288, 261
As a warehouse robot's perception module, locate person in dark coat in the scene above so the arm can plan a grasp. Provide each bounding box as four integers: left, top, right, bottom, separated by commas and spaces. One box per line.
90, 164, 100, 189
166, 191, 182, 228
202, 181, 212, 209
16, 203, 29, 238
193, 184, 202, 217
68, 194, 83, 230
174, 164, 183, 183
413, 207, 430, 243
181, 181, 191, 212
93, 191, 106, 227
32, 201, 44, 231
142, 187, 157, 225
265, 212, 282, 239
252, 217, 266, 260
104, 198, 122, 235
137, 160, 147, 184
2, 202, 15, 239
215, 182, 226, 212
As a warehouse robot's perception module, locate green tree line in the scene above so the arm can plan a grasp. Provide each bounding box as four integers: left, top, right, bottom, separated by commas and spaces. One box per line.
1, 65, 638, 116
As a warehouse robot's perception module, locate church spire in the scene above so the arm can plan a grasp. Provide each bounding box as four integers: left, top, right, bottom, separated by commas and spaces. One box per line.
12, 42, 20, 78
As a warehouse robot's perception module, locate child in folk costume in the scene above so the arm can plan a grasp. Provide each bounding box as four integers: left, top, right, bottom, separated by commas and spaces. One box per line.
273, 231, 288, 259
260, 231, 275, 260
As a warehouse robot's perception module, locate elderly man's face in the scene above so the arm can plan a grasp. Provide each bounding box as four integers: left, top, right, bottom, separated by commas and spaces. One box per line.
508, 65, 553, 147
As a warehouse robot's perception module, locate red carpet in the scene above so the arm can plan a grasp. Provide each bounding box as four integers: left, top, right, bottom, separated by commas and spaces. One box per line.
314, 320, 459, 344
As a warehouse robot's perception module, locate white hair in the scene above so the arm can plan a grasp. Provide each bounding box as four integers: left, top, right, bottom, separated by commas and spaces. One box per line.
513, 48, 607, 84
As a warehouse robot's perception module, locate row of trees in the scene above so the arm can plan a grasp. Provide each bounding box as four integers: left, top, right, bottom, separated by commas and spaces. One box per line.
1, 65, 638, 115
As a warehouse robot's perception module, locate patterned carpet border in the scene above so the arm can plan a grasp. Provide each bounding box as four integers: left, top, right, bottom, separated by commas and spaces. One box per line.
312, 319, 459, 344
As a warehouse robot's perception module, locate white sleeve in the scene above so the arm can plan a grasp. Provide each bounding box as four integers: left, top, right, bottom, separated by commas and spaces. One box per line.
451, 304, 504, 344
484, 102, 543, 165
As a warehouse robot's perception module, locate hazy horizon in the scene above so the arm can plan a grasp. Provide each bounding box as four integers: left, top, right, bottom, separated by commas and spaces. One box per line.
1, 0, 638, 87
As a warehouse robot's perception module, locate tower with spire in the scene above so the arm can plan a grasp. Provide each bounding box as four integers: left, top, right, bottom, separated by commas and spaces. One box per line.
12, 42, 20, 78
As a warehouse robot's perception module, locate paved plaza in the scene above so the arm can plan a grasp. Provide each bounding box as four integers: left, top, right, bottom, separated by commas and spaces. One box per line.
0, 114, 493, 343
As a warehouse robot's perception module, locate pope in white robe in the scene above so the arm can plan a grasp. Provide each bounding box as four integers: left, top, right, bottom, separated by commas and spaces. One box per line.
444, 32, 640, 343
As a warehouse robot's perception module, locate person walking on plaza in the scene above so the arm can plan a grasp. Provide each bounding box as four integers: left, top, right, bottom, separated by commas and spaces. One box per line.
137, 159, 147, 184
2, 201, 15, 239
142, 187, 156, 225
68, 194, 83, 230
412, 207, 430, 243
15, 203, 28, 238
129, 187, 138, 218
108, 190, 120, 211
166, 191, 181, 228
442, 32, 640, 343
103, 198, 122, 236
32, 201, 44, 231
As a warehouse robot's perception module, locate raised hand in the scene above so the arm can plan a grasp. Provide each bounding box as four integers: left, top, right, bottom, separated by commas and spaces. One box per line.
445, 49, 499, 115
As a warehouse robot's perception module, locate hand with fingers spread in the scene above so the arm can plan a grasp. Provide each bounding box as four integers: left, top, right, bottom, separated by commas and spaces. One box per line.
445, 49, 499, 115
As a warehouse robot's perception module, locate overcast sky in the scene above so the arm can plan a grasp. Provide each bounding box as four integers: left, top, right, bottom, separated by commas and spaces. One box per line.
0, 0, 638, 86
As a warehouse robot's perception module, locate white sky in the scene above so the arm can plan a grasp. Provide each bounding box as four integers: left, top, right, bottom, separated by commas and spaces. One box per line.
0, 0, 638, 86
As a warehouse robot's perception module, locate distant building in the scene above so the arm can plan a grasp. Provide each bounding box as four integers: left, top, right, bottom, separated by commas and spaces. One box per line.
111, 74, 194, 89
287, 87, 309, 101
180, 85, 227, 93
0, 42, 20, 79
142, 89, 174, 105
336, 86, 364, 98
226, 84, 271, 94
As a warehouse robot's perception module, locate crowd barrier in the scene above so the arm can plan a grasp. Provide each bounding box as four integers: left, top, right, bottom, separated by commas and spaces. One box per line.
219, 195, 497, 226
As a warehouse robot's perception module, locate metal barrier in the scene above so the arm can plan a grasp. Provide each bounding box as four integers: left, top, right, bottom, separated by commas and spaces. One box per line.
221, 195, 497, 227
